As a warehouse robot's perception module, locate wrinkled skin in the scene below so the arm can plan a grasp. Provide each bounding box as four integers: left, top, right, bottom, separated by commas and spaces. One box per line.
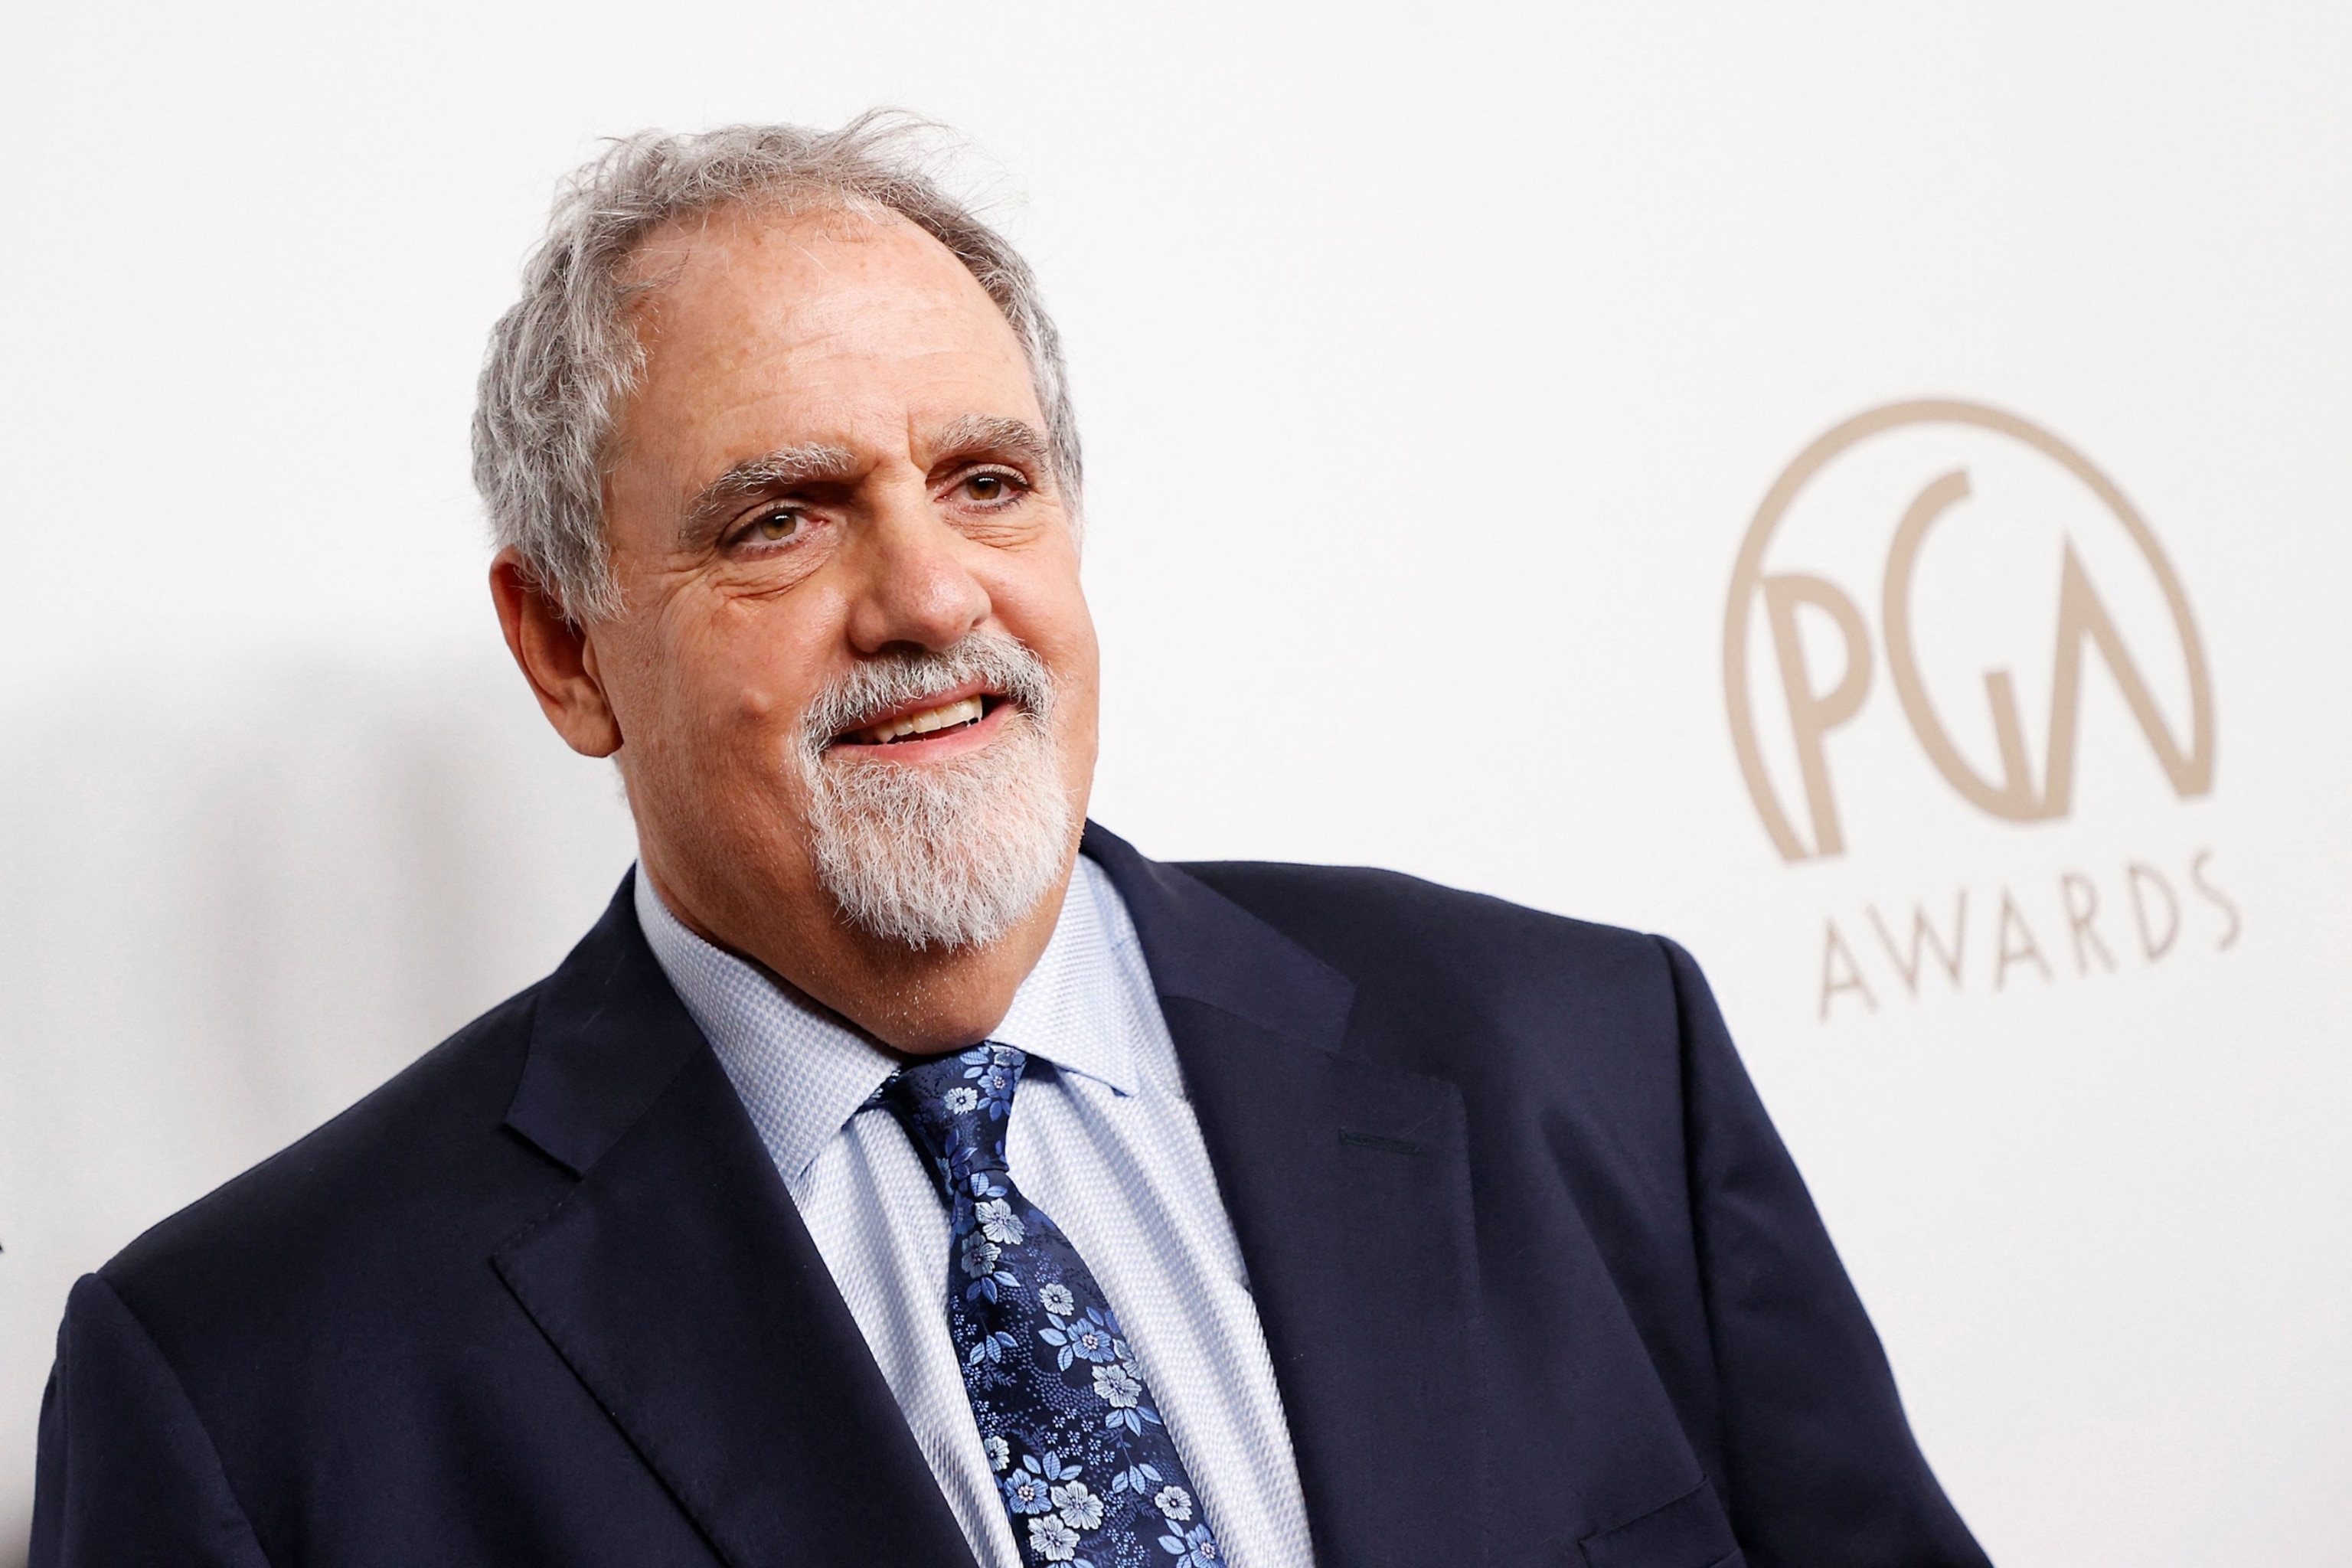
492, 203, 1099, 1053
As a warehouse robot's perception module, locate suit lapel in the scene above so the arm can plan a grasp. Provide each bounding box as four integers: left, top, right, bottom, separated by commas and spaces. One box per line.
1086, 826, 1487, 1568
495, 877, 975, 1568
490, 840, 1494, 1568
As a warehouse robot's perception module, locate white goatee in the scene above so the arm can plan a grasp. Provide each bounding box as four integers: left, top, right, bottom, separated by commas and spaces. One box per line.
798, 635, 1074, 951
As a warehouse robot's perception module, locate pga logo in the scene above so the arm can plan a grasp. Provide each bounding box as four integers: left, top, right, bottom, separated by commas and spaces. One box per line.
1723, 400, 2214, 863
1722, 401, 2233, 1016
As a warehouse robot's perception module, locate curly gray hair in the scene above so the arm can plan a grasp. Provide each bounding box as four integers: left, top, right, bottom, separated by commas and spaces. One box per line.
471, 112, 1080, 622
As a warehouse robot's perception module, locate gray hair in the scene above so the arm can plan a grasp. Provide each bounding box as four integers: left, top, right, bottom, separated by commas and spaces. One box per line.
471, 112, 1080, 622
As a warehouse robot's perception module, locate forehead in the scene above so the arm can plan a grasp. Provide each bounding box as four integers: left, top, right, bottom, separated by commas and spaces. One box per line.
613, 201, 1039, 460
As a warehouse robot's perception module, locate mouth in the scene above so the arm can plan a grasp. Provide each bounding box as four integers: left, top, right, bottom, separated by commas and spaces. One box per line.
829, 681, 1011, 751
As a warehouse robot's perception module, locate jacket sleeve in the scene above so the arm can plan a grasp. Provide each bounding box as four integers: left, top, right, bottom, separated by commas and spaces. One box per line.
29, 1273, 273, 1568
1658, 936, 1991, 1568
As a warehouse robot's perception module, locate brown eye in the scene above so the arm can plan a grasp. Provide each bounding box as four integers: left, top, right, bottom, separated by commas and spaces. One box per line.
966, 474, 1005, 501
752, 508, 801, 542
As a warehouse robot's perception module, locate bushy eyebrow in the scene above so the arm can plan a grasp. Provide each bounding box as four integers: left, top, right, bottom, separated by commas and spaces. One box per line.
679, 443, 858, 546
676, 416, 1050, 548
928, 414, 1052, 479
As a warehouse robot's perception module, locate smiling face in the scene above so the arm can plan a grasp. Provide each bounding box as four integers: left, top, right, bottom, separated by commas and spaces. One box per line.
496, 198, 1099, 1047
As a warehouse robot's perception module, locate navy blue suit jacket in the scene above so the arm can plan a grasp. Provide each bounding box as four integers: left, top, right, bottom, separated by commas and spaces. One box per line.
31, 825, 1988, 1567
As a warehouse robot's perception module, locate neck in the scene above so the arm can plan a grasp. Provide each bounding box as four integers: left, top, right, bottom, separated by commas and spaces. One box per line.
640, 849, 1075, 1057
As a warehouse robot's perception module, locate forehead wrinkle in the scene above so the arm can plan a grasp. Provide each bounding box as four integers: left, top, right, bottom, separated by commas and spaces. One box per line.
680, 443, 859, 543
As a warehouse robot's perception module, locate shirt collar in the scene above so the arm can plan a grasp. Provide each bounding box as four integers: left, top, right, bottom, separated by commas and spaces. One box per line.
633, 858, 1138, 1190
988, 858, 1137, 1099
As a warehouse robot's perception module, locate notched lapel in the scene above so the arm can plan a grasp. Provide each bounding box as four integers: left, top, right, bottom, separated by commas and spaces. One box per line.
494, 877, 973, 1568
1087, 826, 1488, 1568
1170, 1001, 1485, 1568
504, 871, 707, 1178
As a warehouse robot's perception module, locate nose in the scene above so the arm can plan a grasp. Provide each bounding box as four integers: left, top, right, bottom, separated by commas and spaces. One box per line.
841, 490, 992, 655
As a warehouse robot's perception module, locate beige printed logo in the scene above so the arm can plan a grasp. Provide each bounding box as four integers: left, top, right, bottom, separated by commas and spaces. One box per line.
1723, 400, 2236, 1019
1725, 400, 2214, 861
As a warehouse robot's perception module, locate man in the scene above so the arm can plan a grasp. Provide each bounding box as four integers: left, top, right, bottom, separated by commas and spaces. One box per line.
31, 116, 1989, 1567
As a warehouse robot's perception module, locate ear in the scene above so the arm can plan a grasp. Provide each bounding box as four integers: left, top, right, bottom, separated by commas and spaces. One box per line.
489, 548, 623, 758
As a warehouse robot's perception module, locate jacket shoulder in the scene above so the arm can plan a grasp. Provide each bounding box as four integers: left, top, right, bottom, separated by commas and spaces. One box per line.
100, 983, 565, 1327
1174, 858, 1675, 1012
1172, 858, 1701, 1169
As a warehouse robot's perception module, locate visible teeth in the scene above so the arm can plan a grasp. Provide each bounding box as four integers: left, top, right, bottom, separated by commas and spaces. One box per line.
859, 695, 985, 743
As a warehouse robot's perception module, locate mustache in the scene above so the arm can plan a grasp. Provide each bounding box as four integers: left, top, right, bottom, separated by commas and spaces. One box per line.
799, 635, 1057, 756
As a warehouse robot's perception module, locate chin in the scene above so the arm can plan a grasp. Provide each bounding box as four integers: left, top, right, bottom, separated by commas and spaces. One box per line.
805, 714, 1075, 952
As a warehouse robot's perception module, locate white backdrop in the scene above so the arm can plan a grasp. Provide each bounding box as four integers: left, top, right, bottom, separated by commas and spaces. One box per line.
2, 3, 2346, 1562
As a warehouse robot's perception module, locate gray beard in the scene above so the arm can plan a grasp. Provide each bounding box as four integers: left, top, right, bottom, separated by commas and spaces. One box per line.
798, 637, 1074, 952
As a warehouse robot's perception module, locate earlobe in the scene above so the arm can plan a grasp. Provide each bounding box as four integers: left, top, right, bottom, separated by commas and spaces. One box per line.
488, 550, 624, 758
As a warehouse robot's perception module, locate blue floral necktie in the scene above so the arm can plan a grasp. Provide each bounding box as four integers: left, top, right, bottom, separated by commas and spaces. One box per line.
887, 1044, 1226, 1568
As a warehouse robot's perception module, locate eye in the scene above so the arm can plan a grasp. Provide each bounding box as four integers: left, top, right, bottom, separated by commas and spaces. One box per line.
958, 470, 1026, 505
741, 506, 804, 544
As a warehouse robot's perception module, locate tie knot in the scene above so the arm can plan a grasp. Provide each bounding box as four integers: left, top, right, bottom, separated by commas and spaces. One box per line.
887, 1044, 1027, 1197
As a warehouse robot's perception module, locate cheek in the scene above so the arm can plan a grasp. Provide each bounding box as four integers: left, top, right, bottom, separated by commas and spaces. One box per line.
988, 542, 1096, 669
647, 599, 828, 777
1021, 577, 1100, 767
1048, 590, 1102, 718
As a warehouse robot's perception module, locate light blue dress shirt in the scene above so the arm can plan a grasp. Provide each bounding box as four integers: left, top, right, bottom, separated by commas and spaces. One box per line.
633, 856, 1316, 1568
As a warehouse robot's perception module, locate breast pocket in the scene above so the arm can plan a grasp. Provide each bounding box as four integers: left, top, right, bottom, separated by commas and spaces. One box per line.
1577, 1479, 1744, 1568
